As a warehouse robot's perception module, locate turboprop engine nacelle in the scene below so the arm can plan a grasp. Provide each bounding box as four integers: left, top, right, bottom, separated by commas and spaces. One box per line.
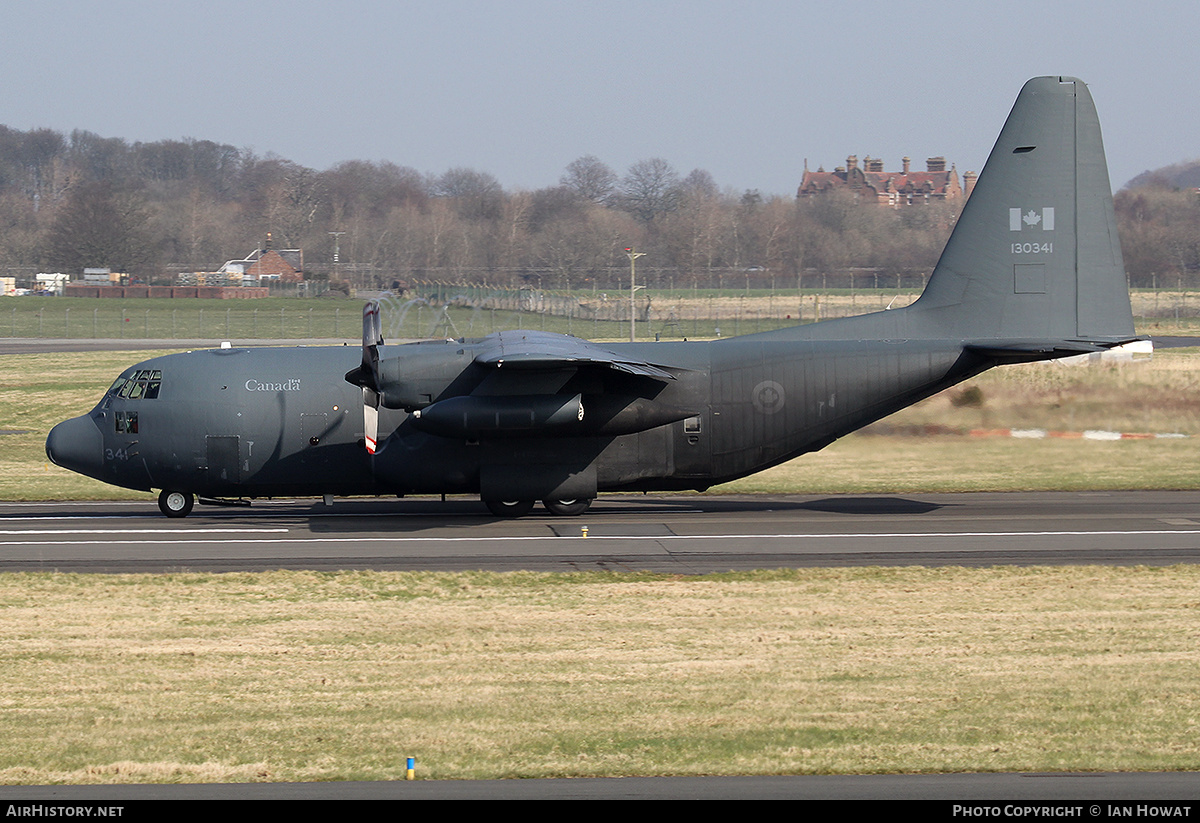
408, 393, 697, 439
411, 393, 584, 438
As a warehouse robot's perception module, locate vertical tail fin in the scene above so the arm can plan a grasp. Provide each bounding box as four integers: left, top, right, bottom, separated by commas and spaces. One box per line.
912, 76, 1135, 343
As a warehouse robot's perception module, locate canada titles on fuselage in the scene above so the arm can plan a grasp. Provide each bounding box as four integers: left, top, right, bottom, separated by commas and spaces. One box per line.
244, 378, 301, 393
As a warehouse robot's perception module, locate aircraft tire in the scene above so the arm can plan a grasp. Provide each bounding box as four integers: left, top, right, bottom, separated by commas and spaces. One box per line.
158, 489, 195, 519
542, 498, 593, 516
483, 499, 535, 518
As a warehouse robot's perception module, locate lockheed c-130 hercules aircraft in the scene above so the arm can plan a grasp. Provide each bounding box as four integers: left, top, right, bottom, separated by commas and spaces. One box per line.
47, 77, 1139, 518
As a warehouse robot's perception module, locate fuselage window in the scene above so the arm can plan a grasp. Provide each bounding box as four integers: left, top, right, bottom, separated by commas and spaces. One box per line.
115, 411, 138, 434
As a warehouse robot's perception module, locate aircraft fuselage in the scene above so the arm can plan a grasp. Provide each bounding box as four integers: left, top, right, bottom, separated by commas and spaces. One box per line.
47, 332, 980, 504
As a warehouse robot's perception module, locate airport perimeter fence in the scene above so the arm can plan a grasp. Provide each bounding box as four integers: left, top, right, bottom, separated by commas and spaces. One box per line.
3, 282, 1200, 341
0, 285, 924, 342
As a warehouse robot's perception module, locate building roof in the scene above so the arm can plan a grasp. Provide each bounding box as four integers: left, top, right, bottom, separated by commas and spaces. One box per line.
218, 247, 303, 273
798, 155, 969, 206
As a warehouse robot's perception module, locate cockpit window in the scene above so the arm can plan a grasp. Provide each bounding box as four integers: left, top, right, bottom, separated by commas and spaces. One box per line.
108, 370, 162, 401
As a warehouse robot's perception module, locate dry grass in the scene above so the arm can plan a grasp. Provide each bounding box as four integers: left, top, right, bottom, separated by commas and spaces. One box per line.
719, 436, 1200, 494
2, 567, 1199, 783
878, 352, 1200, 435
0, 350, 185, 500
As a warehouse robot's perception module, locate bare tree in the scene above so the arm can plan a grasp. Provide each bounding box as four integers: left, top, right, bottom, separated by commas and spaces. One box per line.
42, 180, 156, 274
436, 167, 504, 221
561, 155, 617, 205
619, 158, 681, 224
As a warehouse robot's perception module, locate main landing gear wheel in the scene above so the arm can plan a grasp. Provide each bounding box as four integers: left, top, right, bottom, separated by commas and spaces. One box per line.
542, 499, 593, 516
158, 489, 194, 519
484, 499, 535, 518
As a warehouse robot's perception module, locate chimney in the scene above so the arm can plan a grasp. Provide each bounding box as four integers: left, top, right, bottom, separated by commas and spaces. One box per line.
926, 156, 946, 172
963, 171, 977, 198
846, 155, 858, 171
902, 156, 911, 174
265, 232, 273, 251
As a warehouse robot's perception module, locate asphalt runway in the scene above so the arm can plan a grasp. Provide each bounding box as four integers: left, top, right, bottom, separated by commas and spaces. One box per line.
4, 490, 1200, 574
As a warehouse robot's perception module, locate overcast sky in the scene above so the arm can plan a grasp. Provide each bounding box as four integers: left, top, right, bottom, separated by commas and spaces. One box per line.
2, 0, 1193, 194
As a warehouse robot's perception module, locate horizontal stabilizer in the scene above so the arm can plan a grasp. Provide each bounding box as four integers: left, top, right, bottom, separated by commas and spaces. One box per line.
966, 337, 1145, 363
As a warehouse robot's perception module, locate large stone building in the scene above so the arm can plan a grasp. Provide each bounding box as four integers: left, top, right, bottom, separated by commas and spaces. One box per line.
798, 155, 975, 207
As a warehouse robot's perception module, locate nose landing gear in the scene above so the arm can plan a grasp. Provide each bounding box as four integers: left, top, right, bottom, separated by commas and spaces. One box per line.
158, 489, 195, 518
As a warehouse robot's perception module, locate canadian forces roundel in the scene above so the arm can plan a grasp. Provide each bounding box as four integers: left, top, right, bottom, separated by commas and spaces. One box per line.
752, 380, 785, 414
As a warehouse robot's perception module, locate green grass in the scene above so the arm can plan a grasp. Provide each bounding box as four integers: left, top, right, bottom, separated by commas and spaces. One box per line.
6, 290, 1200, 341
2, 566, 1199, 783
0, 295, 736, 341
0, 296, 366, 340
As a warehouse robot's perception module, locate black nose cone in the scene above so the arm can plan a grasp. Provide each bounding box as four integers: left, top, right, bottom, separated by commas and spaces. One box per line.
46, 415, 103, 477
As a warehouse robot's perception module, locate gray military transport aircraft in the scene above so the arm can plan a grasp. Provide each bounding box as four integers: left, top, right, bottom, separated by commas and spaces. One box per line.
47, 77, 1138, 518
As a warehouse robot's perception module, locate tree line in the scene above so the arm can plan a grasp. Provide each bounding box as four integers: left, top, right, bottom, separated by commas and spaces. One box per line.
0, 124, 1194, 291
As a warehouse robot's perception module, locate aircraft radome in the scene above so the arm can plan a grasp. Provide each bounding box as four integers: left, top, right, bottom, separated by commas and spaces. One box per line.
47, 77, 1140, 518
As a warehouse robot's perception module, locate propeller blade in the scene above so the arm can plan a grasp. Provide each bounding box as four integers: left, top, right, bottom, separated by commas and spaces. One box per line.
361, 300, 383, 390
363, 387, 380, 455
353, 301, 384, 454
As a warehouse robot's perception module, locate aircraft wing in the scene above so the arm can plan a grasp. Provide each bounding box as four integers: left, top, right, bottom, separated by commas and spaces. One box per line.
473, 330, 678, 380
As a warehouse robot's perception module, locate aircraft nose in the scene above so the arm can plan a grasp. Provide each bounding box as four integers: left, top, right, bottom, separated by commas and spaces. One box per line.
46, 414, 103, 476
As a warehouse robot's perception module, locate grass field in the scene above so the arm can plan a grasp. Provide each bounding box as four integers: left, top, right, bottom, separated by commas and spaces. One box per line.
6, 290, 1200, 342
3, 566, 1200, 783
